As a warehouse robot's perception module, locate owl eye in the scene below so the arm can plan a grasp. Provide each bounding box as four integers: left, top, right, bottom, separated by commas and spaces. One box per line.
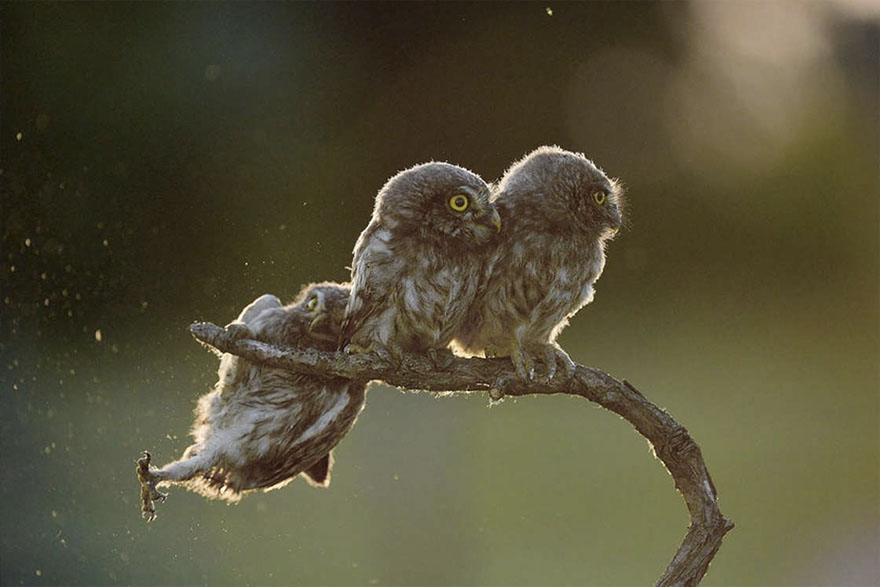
449, 194, 469, 212
306, 296, 319, 311
592, 191, 607, 205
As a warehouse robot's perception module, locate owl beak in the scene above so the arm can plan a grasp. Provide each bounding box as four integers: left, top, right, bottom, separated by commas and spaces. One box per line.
609, 206, 622, 234
490, 209, 502, 233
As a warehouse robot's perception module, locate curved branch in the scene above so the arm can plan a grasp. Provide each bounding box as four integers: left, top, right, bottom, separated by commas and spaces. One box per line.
190, 321, 733, 586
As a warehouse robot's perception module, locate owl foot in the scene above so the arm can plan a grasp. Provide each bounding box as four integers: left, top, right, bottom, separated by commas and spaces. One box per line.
510, 346, 537, 381
540, 344, 576, 382
224, 321, 255, 342
136, 451, 167, 523
345, 342, 403, 369
510, 344, 575, 382
427, 347, 455, 370
344, 343, 372, 355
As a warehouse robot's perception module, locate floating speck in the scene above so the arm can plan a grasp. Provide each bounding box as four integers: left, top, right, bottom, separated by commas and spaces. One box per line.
545, 6, 553, 15
25, 238, 31, 247
102, 239, 109, 247
16, 132, 22, 141
95, 329, 102, 342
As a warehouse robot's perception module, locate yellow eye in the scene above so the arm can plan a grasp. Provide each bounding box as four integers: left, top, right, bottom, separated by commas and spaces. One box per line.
592, 191, 606, 205
306, 297, 319, 311
449, 194, 469, 212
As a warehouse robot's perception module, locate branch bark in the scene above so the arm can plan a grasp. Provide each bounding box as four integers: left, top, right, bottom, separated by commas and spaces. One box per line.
190, 321, 734, 586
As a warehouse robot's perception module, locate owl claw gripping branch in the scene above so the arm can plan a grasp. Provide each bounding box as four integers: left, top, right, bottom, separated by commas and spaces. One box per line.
138, 146, 623, 520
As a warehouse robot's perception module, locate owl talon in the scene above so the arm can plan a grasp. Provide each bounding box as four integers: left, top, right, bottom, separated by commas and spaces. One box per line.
344, 343, 372, 355
346, 342, 402, 369
558, 352, 576, 379
510, 346, 536, 381
136, 451, 168, 523
225, 321, 254, 342
427, 348, 455, 370
540, 345, 575, 382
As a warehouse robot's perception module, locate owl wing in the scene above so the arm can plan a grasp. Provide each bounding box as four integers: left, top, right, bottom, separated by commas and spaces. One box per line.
338, 224, 400, 349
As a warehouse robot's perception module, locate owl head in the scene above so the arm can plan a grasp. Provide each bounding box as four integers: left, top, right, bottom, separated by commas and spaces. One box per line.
500, 145, 624, 240
294, 281, 352, 349
373, 162, 501, 248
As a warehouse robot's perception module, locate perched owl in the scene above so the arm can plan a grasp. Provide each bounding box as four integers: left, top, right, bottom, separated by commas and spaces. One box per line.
138, 282, 364, 520
339, 162, 501, 367
454, 146, 623, 381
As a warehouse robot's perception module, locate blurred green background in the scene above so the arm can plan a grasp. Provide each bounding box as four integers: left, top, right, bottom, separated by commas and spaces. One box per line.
1, 2, 877, 586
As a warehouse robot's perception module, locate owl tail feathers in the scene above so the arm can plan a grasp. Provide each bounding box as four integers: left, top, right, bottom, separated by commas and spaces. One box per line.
301, 452, 334, 488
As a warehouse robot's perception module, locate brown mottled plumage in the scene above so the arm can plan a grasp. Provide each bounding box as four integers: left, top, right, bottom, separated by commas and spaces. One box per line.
140, 282, 364, 511
340, 162, 501, 367
454, 146, 624, 381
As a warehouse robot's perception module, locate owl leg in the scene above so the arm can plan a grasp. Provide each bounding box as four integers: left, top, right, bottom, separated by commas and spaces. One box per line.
151, 452, 214, 484
136, 444, 223, 521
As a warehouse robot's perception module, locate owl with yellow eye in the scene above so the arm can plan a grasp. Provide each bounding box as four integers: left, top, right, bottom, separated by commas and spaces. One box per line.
454, 146, 624, 381
340, 161, 501, 366
137, 282, 365, 520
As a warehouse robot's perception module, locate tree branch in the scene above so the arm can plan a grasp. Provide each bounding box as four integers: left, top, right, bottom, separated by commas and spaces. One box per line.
189, 321, 734, 586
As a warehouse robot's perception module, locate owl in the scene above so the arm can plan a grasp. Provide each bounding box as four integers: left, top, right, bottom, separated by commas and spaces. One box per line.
138, 282, 365, 520
339, 162, 501, 367
453, 146, 623, 381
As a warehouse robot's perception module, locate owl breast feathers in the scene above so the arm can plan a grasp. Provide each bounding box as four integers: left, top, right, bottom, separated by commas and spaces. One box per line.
146, 282, 366, 503
454, 145, 624, 381
340, 161, 501, 366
